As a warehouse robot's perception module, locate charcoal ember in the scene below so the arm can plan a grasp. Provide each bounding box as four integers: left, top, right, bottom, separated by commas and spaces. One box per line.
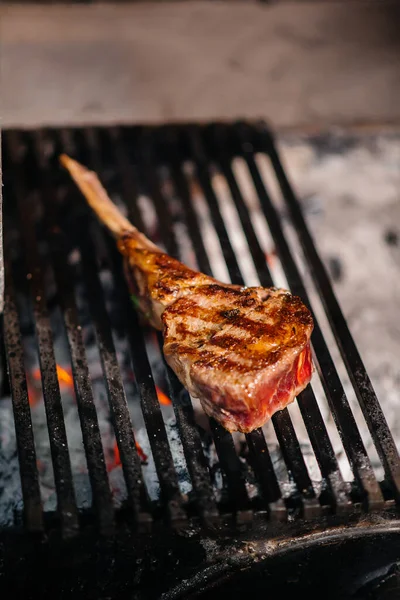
278, 132, 400, 485
99, 269, 130, 336
143, 330, 168, 387
2, 124, 399, 536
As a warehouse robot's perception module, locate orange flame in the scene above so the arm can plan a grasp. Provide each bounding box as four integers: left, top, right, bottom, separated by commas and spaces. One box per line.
135, 442, 148, 462
155, 386, 172, 406
55, 365, 73, 386
126, 372, 172, 406
27, 385, 40, 407
110, 440, 147, 470
31, 365, 73, 386
28, 364, 74, 406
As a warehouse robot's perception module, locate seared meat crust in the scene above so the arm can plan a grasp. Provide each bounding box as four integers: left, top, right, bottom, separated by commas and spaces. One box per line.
60, 154, 314, 433
161, 284, 313, 432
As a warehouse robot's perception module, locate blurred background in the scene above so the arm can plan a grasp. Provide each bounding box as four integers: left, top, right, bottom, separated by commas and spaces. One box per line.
2, 1, 400, 129
1, 0, 399, 442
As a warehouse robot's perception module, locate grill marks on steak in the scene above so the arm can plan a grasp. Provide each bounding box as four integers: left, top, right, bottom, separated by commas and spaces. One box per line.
118, 236, 214, 329
60, 154, 314, 433
120, 241, 314, 432
162, 285, 313, 432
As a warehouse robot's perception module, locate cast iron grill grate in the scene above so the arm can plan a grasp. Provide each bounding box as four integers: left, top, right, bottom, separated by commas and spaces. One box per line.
1, 122, 399, 541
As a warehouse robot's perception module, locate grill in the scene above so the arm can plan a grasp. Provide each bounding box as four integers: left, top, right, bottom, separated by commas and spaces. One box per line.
1, 122, 399, 598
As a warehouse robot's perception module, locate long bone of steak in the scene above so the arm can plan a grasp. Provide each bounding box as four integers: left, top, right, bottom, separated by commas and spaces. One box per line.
60, 154, 314, 433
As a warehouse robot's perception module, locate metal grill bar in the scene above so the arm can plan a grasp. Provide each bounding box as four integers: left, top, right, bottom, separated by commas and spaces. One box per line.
123, 127, 252, 522
79, 233, 151, 527
209, 419, 252, 519
61, 133, 150, 526
104, 129, 220, 525
107, 241, 187, 525
21, 132, 116, 536
186, 127, 321, 518
233, 124, 384, 510
138, 129, 180, 258
122, 127, 256, 522
209, 125, 352, 514
256, 124, 400, 503
160, 129, 213, 278
109, 128, 147, 234
187, 129, 242, 282
2, 121, 398, 539
245, 429, 286, 521
5, 133, 80, 537
157, 338, 220, 526
3, 269, 43, 532
159, 127, 287, 520
78, 128, 187, 526
157, 127, 287, 520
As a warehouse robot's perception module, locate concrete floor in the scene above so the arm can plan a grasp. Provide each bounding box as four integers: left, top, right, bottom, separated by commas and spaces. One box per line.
1, 1, 400, 129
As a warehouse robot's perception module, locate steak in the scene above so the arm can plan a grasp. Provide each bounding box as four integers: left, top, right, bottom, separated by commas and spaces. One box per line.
61, 154, 314, 433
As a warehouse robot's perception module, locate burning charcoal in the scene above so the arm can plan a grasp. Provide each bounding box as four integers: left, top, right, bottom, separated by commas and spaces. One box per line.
2, 123, 400, 566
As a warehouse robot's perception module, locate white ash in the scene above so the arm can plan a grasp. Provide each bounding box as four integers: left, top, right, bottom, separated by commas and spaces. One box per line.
0, 264, 144, 521
181, 162, 230, 283
274, 131, 400, 469
0, 400, 23, 527
158, 135, 399, 486
135, 417, 192, 503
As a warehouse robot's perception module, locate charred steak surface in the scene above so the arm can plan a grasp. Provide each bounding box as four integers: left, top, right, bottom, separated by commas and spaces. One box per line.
61, 155, 314, 433
162, 284, 313, 432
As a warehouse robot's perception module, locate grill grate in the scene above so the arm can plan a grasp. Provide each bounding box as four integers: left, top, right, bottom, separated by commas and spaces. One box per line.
1, 122, 399, 540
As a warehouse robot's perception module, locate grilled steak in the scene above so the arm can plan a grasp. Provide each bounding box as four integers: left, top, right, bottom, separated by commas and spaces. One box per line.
60, 154, 314, 433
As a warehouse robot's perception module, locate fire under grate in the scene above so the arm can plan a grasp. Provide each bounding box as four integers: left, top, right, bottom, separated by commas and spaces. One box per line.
0, 122, 399, 599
